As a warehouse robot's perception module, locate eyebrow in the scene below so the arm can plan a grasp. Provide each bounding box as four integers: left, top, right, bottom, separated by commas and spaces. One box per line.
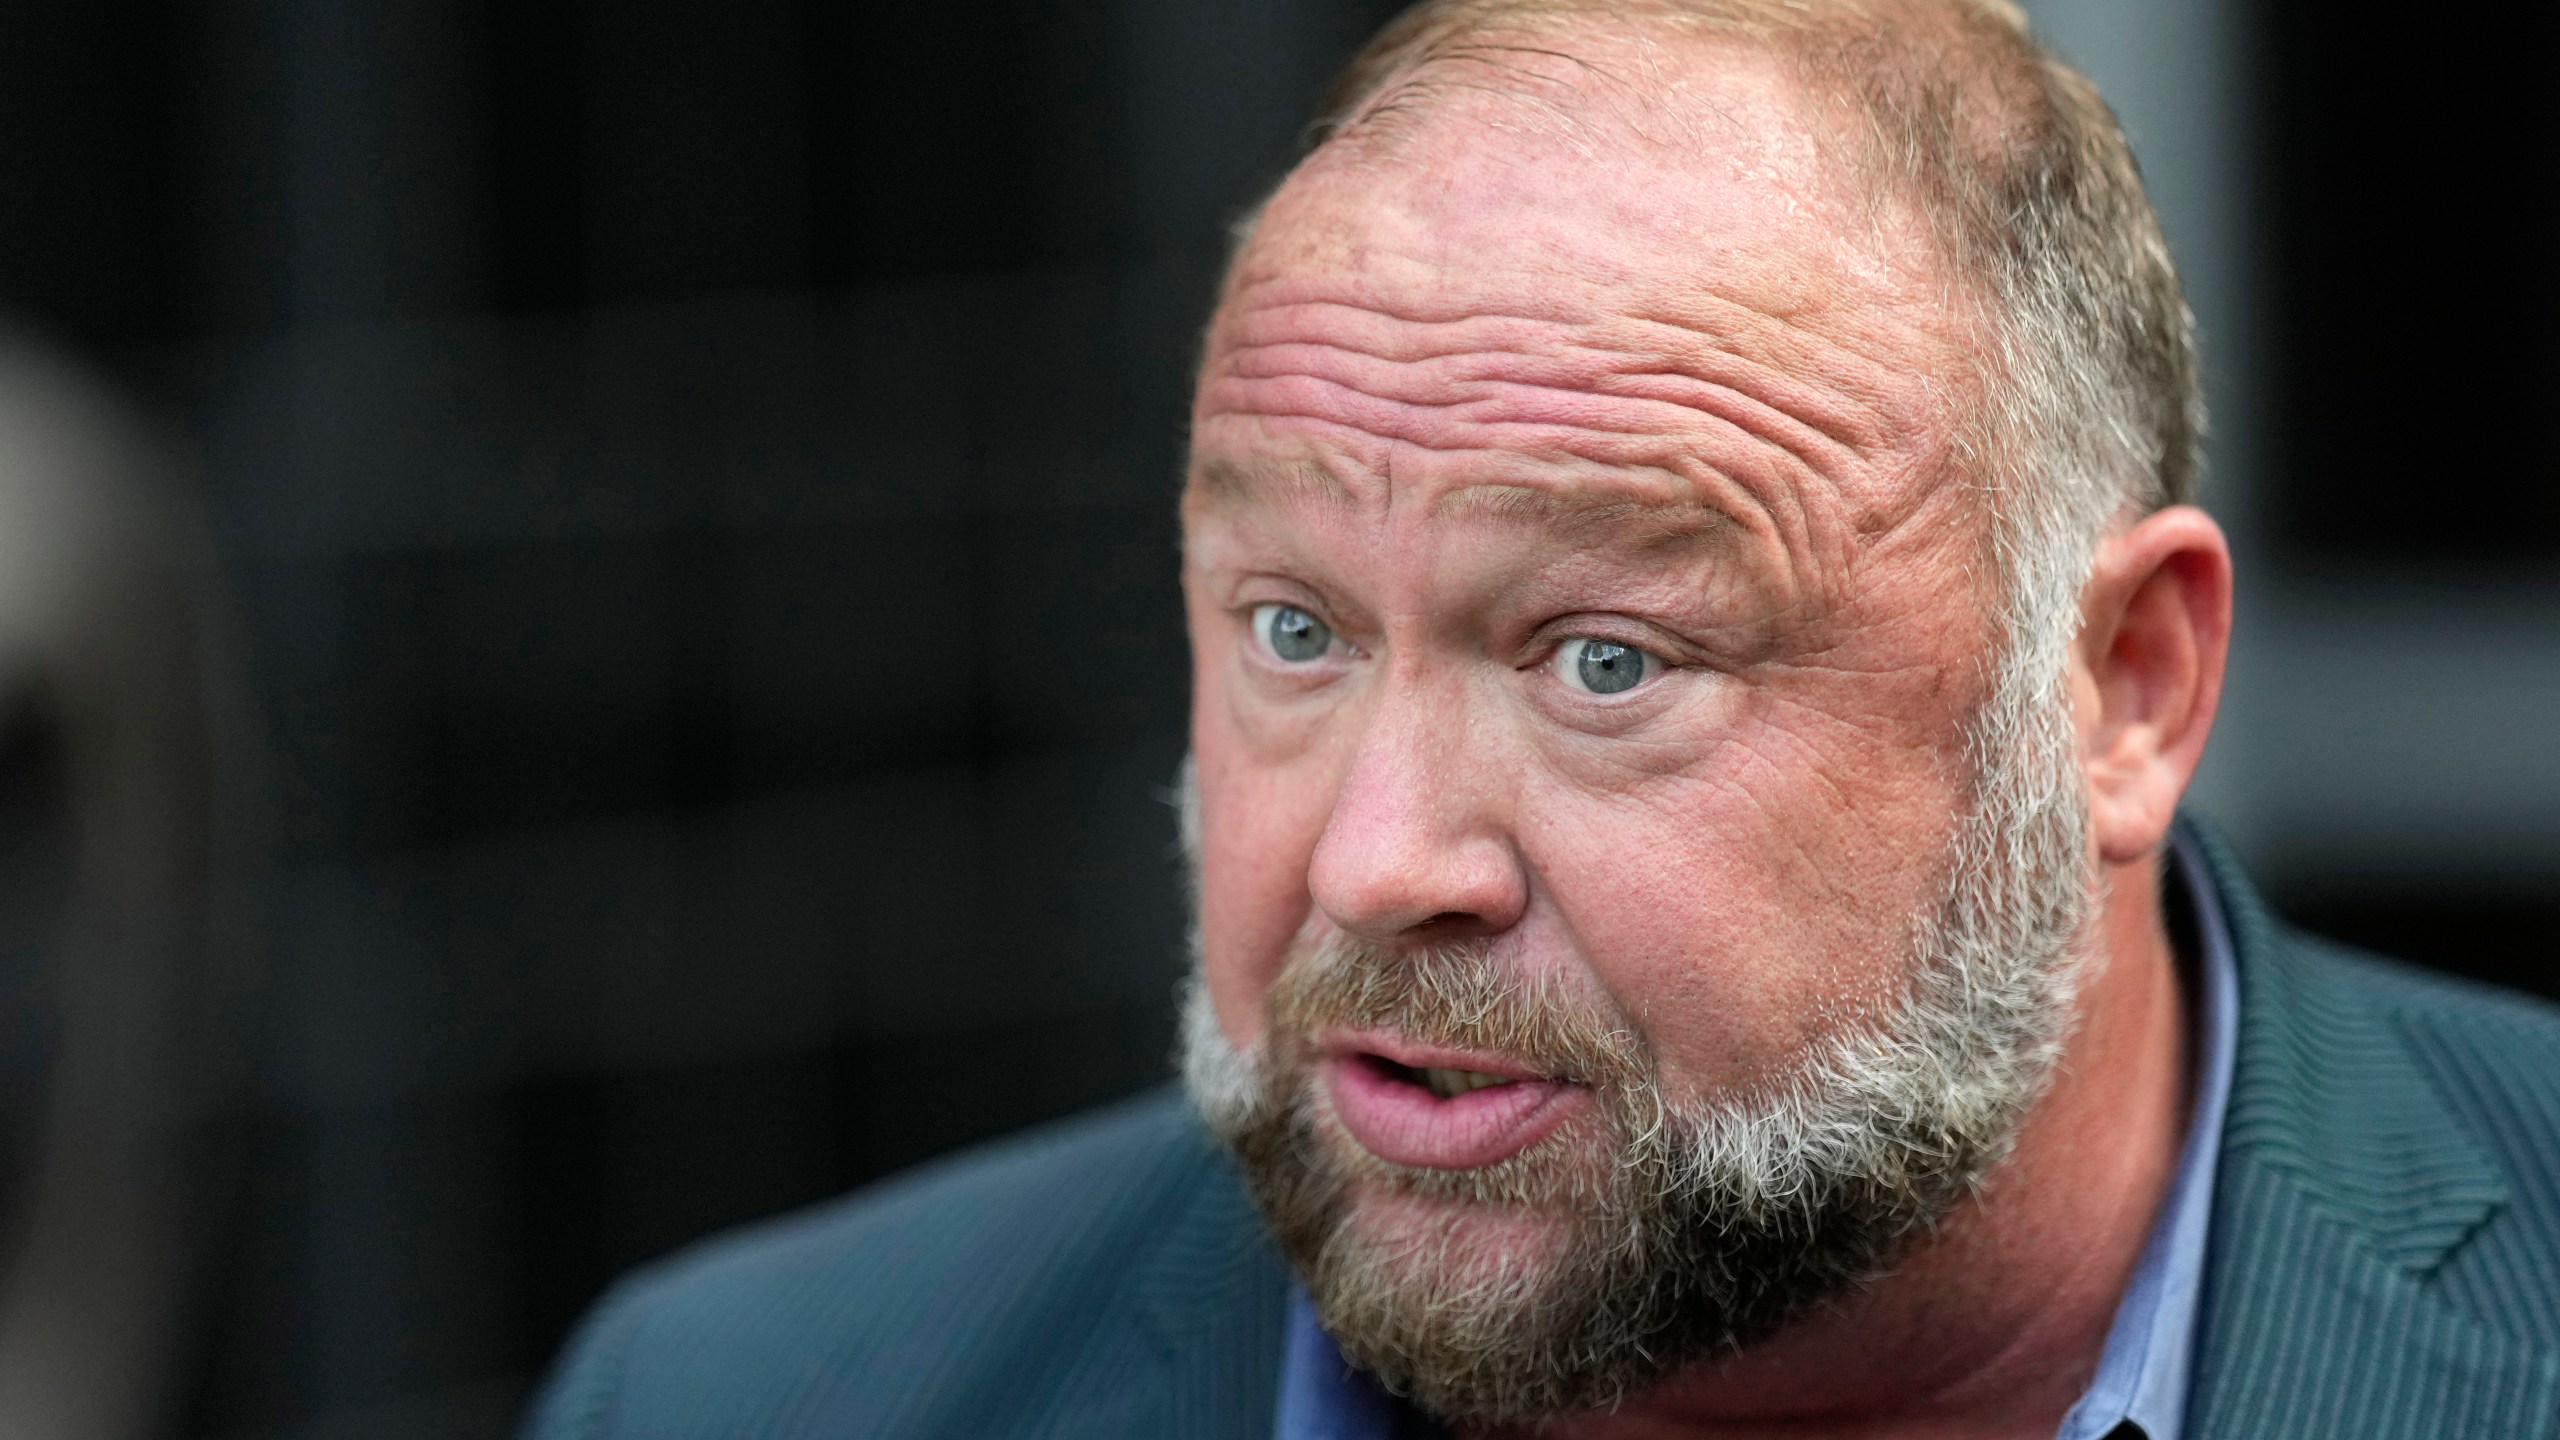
1434, 483, 1734, 549
1185, 455, 1356, 514
1187, 454, 1732, 551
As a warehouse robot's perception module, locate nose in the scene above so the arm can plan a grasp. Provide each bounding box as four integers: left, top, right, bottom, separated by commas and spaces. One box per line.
1306, 679, 1528, 943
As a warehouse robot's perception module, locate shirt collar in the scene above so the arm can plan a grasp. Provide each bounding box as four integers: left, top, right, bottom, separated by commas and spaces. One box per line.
1276, 1292, 1437, 1440
2054, 829, 2239, 1440
1276, 836, 2241, 1440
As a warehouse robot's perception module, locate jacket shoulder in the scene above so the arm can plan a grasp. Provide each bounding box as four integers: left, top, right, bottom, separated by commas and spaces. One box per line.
523, 1087, 1235, 1440
2294, 930, 2560, 1067
2304, 932, 2560, 1019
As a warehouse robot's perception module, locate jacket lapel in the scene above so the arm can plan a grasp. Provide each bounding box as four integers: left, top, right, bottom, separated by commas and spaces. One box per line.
2184, 824, 2560, 1438
1125, 1116, 1294, 1438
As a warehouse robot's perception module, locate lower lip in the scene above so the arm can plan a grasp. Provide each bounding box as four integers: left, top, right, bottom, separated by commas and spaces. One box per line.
1322, 1054, 1584, 1170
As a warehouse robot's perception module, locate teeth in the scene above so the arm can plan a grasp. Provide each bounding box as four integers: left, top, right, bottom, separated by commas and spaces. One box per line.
1419, 1066, 1514, 1098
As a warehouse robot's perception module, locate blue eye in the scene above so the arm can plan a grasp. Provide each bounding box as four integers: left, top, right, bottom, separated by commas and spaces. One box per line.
1252, 603, 1334, 663
1556, 637, 1659, 695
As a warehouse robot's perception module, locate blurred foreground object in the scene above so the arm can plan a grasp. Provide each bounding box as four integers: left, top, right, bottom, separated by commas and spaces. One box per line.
0, 333, 259, 1439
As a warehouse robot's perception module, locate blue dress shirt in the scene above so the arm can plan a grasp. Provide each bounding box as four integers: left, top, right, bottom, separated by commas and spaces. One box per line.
1275, 832, 2241, 1440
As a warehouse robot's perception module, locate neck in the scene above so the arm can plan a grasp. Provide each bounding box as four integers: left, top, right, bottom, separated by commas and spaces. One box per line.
1473, 850, 2193, 1440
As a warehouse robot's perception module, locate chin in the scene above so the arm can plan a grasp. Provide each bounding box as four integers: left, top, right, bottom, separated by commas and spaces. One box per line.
1334, 1181, 1583, 1286
1289, 1150, 1670, 1425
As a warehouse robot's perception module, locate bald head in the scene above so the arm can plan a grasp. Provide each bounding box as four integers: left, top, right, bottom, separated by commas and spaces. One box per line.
1211, 37, 1970, 584
1281, 0, 2202, 630
1316, 0, 2034, 181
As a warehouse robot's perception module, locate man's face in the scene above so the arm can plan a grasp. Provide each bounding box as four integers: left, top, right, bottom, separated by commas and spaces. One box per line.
1178, 54, 2087, 1422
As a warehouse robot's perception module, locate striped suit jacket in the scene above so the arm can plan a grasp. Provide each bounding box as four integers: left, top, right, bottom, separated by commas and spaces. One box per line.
525, 830, 2560, 1438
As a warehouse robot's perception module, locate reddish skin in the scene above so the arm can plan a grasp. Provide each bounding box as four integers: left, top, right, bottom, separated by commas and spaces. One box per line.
1179, 42, 2232, 1440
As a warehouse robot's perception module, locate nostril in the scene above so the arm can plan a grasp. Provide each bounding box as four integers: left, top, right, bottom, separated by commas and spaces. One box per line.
1410, 909, 1496, 941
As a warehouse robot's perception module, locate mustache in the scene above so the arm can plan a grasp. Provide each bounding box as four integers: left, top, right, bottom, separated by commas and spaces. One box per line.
1263, 935, 1650, 1092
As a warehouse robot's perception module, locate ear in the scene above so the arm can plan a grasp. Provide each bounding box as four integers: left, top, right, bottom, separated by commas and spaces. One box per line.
2073, 505, 2233, 865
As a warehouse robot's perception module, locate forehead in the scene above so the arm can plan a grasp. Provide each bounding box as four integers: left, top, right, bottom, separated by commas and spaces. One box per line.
1188, 39, 1972, 544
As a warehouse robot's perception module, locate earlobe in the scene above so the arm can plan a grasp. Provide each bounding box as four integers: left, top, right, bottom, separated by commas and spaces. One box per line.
2078, 506, 2233, 864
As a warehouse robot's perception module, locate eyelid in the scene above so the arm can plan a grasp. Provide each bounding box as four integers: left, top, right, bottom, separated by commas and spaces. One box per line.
1525, 615, 1699, 670
1230, 577, 1334, 624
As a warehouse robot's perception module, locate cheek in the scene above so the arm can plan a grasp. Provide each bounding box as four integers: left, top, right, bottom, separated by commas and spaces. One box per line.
1519, 696, 1971, 1097
1187, 660, 1340, 1050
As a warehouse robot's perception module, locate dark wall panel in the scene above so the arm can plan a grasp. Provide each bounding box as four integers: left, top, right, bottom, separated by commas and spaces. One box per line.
2258, 0, 2560, 567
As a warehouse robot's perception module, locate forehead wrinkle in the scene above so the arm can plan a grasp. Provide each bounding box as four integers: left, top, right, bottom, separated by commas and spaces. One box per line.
1211, 228, 1946, 508
1579, 312, 1922, 485
1222, 292, 1905, 461
1199, 306, 1909, 580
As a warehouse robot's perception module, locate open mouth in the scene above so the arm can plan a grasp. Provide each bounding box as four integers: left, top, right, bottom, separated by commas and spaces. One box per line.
1322, 1036, 1586, 1170
1362, 1054, 1522, 1099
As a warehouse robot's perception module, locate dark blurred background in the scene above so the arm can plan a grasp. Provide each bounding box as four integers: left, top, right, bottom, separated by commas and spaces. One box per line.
0, 0, 2548, 1434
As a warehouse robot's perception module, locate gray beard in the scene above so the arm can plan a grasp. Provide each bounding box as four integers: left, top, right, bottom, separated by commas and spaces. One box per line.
1176, 654, 2098, 1425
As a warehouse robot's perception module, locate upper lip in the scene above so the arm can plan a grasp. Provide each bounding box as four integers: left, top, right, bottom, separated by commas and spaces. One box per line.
1322, 1029, 1558, 1083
